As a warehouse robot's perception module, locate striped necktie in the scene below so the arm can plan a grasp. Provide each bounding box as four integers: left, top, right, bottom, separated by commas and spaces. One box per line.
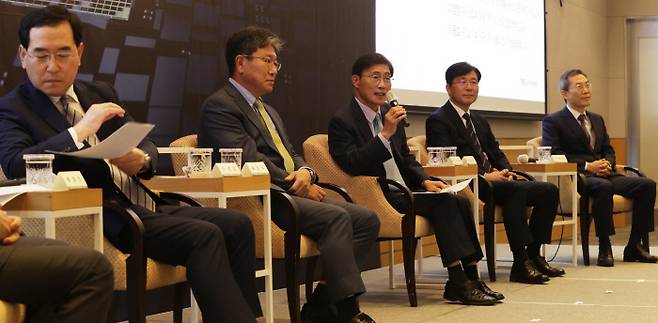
578, 114, 594, 149
463, 113, 492, 173
57, 96, 154, 210
254, 98, 295, 173
372, 112, 406, 186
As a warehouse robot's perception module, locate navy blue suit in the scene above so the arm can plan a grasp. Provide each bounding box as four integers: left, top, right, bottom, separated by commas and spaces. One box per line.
0, 80, 260, 322
542, 107, 655, 238
426, 101, 559, 251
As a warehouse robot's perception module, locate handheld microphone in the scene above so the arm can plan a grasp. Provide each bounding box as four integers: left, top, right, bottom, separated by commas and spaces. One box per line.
385, 91, 410, 127
517, 154, 537, 164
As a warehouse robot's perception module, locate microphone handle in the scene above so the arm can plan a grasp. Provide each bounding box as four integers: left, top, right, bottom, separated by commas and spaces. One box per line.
389, 100, 410, 127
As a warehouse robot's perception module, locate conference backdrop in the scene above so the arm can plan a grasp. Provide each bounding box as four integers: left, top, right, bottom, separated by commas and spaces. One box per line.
0, 0, 374, 174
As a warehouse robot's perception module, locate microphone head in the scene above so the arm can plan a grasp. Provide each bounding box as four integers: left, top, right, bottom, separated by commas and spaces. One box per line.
385, 91, 399, 106
517, 154, 529, 164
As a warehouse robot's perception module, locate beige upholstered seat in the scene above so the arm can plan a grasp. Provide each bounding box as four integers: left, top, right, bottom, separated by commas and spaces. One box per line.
303, 134, 436, 307
0, 300, 25, 323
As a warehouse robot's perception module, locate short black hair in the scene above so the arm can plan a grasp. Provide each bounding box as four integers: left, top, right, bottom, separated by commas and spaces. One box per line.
559, 69, 587, 92
225, 26, 284, 77
445, 62, 481, 84
18, 5, 83, 48
351, 53, 394, 76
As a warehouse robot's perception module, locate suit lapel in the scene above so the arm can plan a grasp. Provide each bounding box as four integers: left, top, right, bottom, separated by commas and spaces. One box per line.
560, 107, 593, 152
24, 82, 70, 134
444, 102, 479, 153
349, 98, 377, 143
224, 83, 279, 152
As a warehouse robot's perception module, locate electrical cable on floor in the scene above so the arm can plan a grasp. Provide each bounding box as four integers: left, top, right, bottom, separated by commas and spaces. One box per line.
547, 176, 565, 262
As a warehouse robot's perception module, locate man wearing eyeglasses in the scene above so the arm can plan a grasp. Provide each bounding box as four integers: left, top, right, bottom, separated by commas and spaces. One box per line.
198, 27, 380, 323
328, 53, 502, 306
542, 69, 657, 266
425, 62, 564, 284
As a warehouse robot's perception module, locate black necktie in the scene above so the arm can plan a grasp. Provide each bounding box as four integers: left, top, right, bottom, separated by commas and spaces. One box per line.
578, 114, 593, 149
463, 113, 492, 173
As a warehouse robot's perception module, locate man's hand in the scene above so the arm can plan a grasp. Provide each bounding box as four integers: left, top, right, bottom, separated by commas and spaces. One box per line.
484, 168, 515, 181
0, 211, 21, 245
110, 148, 146, 176
285, 169, 314, 197
586, 159, 612, 177
304, 184, 327, 201
73, 102, 125, 140
380, 105, 407, 140
422, 180, 448, 192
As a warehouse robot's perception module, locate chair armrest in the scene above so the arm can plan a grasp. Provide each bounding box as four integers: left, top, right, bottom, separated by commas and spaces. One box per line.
271, 189, 302, 238
105, 200, 144, 257
576, 171, 590, 199
317, 182, 354, 203
477, 174, 494, 205
428, 176, 448, 184
159, 192, 203, 207
621, 165, 645, 177
133, 177, 168, 206
377, 178, 415, 218
512, 170, 535, 181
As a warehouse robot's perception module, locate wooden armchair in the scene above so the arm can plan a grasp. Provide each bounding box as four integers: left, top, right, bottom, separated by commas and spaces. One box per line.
527, 137, 647, 265
168, 134, 324, 323
303, 134, 437, 307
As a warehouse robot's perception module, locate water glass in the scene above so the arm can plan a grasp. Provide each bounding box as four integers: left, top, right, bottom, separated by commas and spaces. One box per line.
219, 148, 243, 167
184, 148, 213, 176
24, 154, 55, 186
537, 146, 552, 164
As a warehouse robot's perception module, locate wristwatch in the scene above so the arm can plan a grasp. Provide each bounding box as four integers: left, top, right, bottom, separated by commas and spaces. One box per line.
138, 153, 154, 177
300, 166, 318, 183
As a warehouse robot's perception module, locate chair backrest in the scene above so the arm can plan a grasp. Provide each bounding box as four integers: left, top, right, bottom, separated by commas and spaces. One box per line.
302, 134, 407, 237
406, 135, 428, 165
169, 134, 198, 176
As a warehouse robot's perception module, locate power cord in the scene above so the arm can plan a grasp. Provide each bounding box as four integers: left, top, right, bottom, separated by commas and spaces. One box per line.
546, 176, 565, 262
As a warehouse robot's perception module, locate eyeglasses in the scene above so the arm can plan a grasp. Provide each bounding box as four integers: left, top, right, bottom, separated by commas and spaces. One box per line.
570, 82, 592, 92
452, 79, 479, 87
363, 74, 393, 84
24, 50, 74, 66
243, 54, 282, 71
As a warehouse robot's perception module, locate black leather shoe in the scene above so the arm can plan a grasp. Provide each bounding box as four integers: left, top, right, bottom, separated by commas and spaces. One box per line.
624, 243, 658, 263
344, 312, 376, 323
301, 302, 336, 323
510, 259, 550, 284
473, 280, 504, 301
443, 280, 497, 305
597, 244, 615, 267
532, 256, 566, 277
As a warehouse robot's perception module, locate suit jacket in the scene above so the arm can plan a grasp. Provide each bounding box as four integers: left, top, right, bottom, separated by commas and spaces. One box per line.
542, 106, 616, 172
198, 82, 309, 190
0, 80, 158, 244
426, 101, 511, 173
328, 98, 428, 190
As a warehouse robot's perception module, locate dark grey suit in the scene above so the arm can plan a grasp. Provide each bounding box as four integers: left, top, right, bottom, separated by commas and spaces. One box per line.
328, 98, 483, 267
198, 82, 380, 303
0, 237, 113, 323
542, 107, 655, 237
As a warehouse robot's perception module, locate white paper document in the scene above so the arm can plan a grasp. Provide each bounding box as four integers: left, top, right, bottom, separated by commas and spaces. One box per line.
49, 122, 155, 159
413, 178, 472, 194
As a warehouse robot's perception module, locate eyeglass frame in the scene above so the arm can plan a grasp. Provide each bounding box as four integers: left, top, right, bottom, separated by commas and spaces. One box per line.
451, 78, 479, 87
361, 73, 394, 84
569, 82, 592, 92
241, 54, 282, 71
22, 46, 75, 66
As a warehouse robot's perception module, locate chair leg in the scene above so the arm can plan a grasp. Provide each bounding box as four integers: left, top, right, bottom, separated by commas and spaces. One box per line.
126, 255, 146, 323
402, 236, 418, 307
172, 283, 187, 323
285, 246, 301, 323
305, 257, 318, 302
580, 212, 591, 266
484, 209, 496, 282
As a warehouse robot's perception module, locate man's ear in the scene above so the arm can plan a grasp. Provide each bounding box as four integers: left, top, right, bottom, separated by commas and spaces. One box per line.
18, 45, 27, 69
76, 42, 85, 66
351, 74, 360, 88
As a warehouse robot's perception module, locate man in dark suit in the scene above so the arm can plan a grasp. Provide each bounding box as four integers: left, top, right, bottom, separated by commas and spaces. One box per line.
542, 69, 657, 266
0, 210, 114, 322
426, 62, 564, 284
328, 53, 502, 305
0, 6, 260, 322
197, 27, 380, 323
